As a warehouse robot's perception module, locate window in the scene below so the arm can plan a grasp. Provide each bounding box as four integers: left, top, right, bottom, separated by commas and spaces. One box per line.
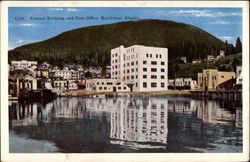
143, 61, 147, 65
156, 54, 158, 58
143, 75, 147, 79
143, 68, 147, 72
131, 76, 134, 79
161, 83, 165, 87
151, 68, 157, 72
127, 76, 130, 79
99, 87, 102, 90
118, 87, 121, 90
127, 63, 130, 67
123, 87, 126, 90
131, 62, 134, 66
127, 69, 130, 73
161, 69, 165, 72
161, 62, 165, 65
152, 104, 157, 109
151, 82, 157, 87
160, 54, 162, 58
131, 69, 134, 72
151, 75, 157, 79
146, 54, 149, 57
150, 54, 152, 58
107, 82, 112, 85
104, 87, 107, 90
135, 82, 138, 87
136, 75, 138, 79
221, 76, 224, 78
136, 68, 138, 72
151, 61, 157, 65
161, 75, 165, 79
136, 61, 138, 65
143, 82, 147, 88
97, 82, 99, 85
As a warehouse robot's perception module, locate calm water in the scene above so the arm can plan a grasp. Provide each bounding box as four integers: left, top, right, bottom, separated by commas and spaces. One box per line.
9, 96, 242, 153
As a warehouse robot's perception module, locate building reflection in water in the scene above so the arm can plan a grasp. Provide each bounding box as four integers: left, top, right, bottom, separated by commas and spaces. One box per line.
109, 97, 168, 149
196, 99, 242, 128
9, 96, 242, 152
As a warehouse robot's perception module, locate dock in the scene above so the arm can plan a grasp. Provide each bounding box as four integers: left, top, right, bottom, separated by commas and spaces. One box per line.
191, 90, 242, 101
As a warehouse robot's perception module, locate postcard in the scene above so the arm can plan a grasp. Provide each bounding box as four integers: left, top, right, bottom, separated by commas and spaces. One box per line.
1, 1, 249, 161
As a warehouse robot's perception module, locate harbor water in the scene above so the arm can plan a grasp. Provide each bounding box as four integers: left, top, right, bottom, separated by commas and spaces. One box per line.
9, 96, 242, 153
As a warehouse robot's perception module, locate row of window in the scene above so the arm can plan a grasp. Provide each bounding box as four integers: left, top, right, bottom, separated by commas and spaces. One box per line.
143, 61, 165, 65
143, 82, 165, 88
143, 75, 165, 79
143, 68, 165, 72
124, 61, 138, 67
98, 86, 127, 90
146, 53, 162, 58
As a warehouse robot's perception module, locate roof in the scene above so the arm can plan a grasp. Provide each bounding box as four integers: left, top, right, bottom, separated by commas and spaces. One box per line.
217, 78, 236, 87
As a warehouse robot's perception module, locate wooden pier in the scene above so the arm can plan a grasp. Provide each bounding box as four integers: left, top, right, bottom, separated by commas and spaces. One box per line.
191, 90, 242, 101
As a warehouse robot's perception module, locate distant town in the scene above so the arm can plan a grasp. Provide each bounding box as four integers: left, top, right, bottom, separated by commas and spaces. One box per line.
8, 45, 242, 100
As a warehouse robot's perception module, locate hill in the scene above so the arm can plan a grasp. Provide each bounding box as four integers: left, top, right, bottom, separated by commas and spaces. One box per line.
9, 19, 226, 66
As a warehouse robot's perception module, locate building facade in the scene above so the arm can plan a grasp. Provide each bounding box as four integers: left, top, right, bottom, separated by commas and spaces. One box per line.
11, 60, 37, 70
197, 69, 235, 91
86, 79, 130, 92
168, 78, 197, 90
111, 45, 168, 92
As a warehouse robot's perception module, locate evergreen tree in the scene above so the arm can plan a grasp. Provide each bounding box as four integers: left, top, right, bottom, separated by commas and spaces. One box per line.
224, 40, 229, 56
235, 37, 242, 53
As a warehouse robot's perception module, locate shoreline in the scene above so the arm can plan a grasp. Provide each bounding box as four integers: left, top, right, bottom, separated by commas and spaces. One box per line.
66, 90, 192, 96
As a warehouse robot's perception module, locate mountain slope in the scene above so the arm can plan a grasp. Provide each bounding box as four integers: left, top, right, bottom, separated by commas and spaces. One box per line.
9, 19, 226, 66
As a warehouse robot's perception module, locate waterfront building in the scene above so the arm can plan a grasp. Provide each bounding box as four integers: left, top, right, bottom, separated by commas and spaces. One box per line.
197, 69, 235, 91
236, 66, 242, 86
111, 45, 168, 92
168, 78, 197, 90
86, 79, 129, 92
52, 78, 68, 90
216, 78, 236, 90
11, 60, 37, 70
68, 80, 78, 90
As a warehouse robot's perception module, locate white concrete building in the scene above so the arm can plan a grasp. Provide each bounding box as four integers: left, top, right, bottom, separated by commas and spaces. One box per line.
86, 79, 130, 92
11, 60, 37, 70
111, 45, 168, 92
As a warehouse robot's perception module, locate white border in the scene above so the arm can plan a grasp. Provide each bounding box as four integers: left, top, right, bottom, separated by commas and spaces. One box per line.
1, 1, 249, 162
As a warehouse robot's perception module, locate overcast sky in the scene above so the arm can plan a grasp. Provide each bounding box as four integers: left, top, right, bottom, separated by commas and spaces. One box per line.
9, 7, 242, 50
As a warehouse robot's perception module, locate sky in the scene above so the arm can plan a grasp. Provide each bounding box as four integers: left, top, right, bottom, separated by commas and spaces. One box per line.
9, 7, 242, 50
